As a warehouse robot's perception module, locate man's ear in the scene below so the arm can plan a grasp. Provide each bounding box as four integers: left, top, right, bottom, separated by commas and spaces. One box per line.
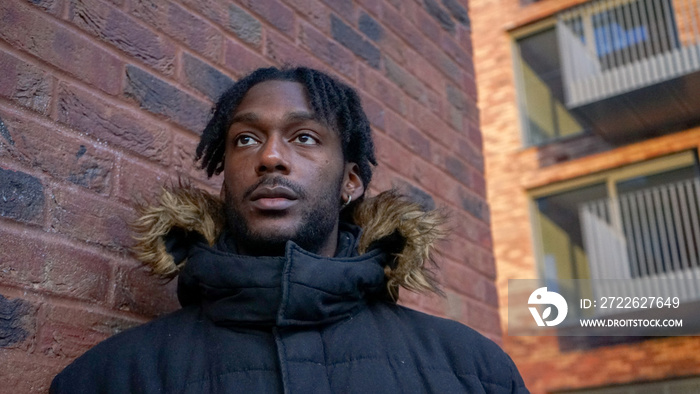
341, 163, 365, 203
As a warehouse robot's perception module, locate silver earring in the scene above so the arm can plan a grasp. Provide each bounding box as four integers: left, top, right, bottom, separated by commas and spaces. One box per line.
342, 194, 352, 208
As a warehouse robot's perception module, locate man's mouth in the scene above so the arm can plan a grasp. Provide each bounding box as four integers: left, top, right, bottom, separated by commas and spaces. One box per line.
249, 186, 299, 211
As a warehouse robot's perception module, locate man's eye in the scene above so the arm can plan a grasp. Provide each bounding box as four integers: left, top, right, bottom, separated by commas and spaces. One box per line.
293, 134, 318, 145
235, 135, 258, 147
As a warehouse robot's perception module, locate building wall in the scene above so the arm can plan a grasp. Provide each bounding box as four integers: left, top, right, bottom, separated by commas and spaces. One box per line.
470, 0, 700, 392
0, 0, 492, 391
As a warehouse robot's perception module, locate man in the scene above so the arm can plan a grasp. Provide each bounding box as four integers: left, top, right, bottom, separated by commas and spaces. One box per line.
51, 67, 528, 393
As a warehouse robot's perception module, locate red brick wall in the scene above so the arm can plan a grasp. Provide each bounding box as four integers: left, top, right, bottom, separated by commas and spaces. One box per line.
470, 0, 700, 392
0, 0, 490, 391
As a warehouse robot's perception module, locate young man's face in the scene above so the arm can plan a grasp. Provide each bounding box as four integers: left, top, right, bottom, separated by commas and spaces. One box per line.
221, 80, 363, 256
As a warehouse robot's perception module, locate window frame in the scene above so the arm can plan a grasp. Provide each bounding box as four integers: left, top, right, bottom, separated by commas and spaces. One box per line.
511, 18, 592, 146
527, 150, 699, 280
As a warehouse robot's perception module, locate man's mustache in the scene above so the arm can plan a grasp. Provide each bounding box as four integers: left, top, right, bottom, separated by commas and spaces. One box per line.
242, 176, 307, 200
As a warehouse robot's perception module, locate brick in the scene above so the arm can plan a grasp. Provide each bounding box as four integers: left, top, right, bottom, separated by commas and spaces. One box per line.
0, 117, 11, 146
37, 303, 139, 359
126, 0, 222, 61
441, 32, 471, 68
113, 263, 179, 317
238, 0, 296, 39
358, 93, 385, 131
457, 187, 490, 222
414, 7, 442, 44
0, 228, 111, 302
408, 156, 456, 198
395, 180, 436, 210
228, 4, 262, 47
384, 112, 432, 160
423, 0, 456, 33
284, 0, 330, 32
224, 38, 271, 77
447, 106, 463, 132
68, 0, 176, 75
457, 137, 484, 172
0, 294, 35, 350
406, 101, 454, 150
404, 127, 432, 161
379, 3, 428, 57
166, 3, 222, 60
0, 350, 66, 394
25, 0, 65, 16
451, 210, 491, 248
117, 156, 172, 203
0, 1, 123, 95
466, 301, 501, 336
356, 0, 381, 19
357, 65, 406, 115
0, 109, 114, 194
174, 0, 228, 27
322, 0, 355, 20
265, 29, 324, 69
372, 130, 412, 174
466, 117, 483, 148
0, 50, 53, 115
404, 49, 443, 94
49, 186, 133, 250
444, 154, 471, 186
56, 82, 172, 164
384, 56, 427, 103
45, 244, 112, 303
0, 228, 44, 286
172, 132, 223, 192
358, 11, 383, 41
299, 22, 356, 78
470, 168, 487, 197
372, 27, 406, 65
330, 14, 381, 69
445, 290, 467, 321
182, 53, 234, 102
439, 236, 496, 278
441, 0, 470, 26
422, 43, 463, 83
446, 82, 467, 111
0, 167, 44, 225
123, 65, 210, 134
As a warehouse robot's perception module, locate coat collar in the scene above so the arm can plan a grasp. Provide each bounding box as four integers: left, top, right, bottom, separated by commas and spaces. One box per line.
132, 184, 446, 300
177, 224, 387, 327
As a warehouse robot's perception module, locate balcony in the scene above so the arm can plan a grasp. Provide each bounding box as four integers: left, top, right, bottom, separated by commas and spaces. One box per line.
580, 177, 700, 312
557, 0, 700, 141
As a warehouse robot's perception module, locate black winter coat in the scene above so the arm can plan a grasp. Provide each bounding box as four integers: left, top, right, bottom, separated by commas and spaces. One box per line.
51, 188, 528, 393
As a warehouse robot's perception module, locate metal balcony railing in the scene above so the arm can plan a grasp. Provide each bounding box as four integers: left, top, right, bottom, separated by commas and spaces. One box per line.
557, 0, 700, 107
579, 178, 700, 309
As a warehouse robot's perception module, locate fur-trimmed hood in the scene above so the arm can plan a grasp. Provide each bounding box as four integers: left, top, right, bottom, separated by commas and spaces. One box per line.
132, 185, 446, 300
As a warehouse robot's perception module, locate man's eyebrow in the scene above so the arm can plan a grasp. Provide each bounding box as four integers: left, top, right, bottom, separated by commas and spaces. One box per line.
230, 112, 259, 125
283, 111, 319, 124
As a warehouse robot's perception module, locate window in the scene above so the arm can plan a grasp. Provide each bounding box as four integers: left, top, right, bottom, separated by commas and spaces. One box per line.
561, 0, 679, 71
512, 0, 691, 145
514, 25, 592, 145
531, 152, 700, 284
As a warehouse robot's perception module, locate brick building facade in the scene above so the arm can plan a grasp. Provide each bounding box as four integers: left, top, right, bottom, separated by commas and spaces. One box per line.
0, 0, 491, 391
471, 0, 700, 392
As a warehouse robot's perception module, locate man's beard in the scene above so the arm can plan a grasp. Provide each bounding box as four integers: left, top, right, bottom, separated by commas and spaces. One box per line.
223, 176, 343, 256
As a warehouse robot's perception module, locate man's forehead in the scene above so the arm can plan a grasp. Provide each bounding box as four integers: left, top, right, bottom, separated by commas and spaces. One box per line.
231, 80, 337, 131
230, 110, 318, 126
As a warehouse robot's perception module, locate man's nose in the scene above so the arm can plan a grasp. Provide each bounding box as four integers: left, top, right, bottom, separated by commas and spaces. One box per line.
256, 134, 290, 175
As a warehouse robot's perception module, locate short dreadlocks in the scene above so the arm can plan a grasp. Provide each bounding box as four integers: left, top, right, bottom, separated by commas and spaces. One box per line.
195, 67, 377, 191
